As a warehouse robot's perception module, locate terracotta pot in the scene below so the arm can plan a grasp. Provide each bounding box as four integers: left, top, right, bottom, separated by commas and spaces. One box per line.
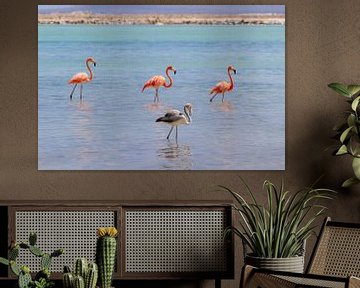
245, 254, 305, 273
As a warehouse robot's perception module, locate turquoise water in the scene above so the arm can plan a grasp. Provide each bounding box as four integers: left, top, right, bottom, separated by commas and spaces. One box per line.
38, 25, 285, 170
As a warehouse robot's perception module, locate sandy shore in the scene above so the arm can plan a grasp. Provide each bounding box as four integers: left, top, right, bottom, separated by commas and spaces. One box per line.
38, 13, 285, 25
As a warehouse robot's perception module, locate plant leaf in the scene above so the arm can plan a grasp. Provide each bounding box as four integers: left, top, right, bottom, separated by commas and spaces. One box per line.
328, 83, 351, 97
342, 177, 360, 188
0, 257, 9, 266
336, 145, 348, 155
222, 179, 335, 258
347, 85, 360, 97
347, 114, 356, 129
351, 96, 360, 111
340, 126, 353, 143
352, 157, 360, 179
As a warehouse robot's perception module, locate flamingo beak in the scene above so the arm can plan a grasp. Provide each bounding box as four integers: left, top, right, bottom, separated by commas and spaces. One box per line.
174, 69, 177, 75
94, 62, 97, 67
234, 69, 237, 74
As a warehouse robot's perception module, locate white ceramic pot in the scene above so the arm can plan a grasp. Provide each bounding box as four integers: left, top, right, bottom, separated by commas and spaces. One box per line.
245, 254, 305, 273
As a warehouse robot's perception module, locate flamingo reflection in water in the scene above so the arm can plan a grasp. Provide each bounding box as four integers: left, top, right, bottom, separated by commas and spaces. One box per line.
157, 143, 193, 170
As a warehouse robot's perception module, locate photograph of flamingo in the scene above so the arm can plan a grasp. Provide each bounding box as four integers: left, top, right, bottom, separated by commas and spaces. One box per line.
68, 57, 97, 100
142, 66, 177, 103
38, 5, 285, 170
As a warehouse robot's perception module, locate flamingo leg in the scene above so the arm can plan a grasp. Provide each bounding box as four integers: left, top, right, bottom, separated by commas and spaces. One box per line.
80, 84, 83, 100
210, 93, 218, 103
222, 92, 225, 102
155, 88, 159, 103
176, 126, 178, 142
167, 126, 174, 139
69, 84, 78, 99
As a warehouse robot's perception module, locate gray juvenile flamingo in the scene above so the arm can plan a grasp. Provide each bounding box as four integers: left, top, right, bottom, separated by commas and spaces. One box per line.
156, 103, 193, 141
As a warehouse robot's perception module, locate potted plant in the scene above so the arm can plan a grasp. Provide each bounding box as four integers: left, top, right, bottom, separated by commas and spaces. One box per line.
62, 258, 98, 288
221, 179, 334, 273
328, 83, 360, 187
0, 232, 63, 288
96, 227, 118, 288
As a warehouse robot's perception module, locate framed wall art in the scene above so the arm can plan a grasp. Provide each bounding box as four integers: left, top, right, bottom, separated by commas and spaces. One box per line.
38, 5, 285, 170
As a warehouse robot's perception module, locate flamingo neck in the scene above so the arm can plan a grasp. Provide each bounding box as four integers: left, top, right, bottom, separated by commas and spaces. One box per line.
164, 68, 173, 88
228, 68, 234, 90
184, 108, 192, 123
86, 60, 93, 81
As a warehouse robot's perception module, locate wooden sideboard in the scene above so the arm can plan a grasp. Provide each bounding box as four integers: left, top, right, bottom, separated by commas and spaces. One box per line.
0, 201, 234, 288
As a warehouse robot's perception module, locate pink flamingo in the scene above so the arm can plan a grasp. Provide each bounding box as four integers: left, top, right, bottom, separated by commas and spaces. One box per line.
209, 65, 237, 103
68, 57, 96, 99
142, 66, 176, 103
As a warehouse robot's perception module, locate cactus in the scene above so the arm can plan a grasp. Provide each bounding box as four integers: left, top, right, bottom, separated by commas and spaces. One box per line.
0, 233, 63, 288
51, 248, 64, 258
19, 243, 30, 249
10, 260, 20, 276
96, 227, 118, 288
85, 263, 98, 288
29, 245, 44, 257
9, 246, 19, 260
63, 259, 98, 288
18, 267, 32, 288
35, 268, 51, 281
74, 275, 85, 288
63, 272, 74, 288
41, 253, 52, 270
29, 232, 37, 246
74, 258, 88, 279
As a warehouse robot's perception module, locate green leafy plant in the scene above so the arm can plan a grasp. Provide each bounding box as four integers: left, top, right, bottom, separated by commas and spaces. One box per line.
221, 179, 335, 258
33, 278, 54, 288
0, 232, 63, 288
328, 82, 360, 187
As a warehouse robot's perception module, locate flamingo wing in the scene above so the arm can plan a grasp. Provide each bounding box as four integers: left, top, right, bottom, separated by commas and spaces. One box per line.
142, 75, 166, 92
210, 81, 231, 94
68, 72, 90, 84
156, 109, 184, 123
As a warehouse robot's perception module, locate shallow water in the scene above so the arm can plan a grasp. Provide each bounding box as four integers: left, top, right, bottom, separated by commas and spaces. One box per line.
38, 24, 285, 170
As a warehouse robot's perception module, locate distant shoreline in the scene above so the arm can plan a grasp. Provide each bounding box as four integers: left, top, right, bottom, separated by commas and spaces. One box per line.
38, 13, 285, 25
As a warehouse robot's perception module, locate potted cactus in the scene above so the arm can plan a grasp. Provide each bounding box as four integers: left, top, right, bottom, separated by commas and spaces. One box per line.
96, 227, 118, 288
63, 258, 98, 288
0, 232, 63, 288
